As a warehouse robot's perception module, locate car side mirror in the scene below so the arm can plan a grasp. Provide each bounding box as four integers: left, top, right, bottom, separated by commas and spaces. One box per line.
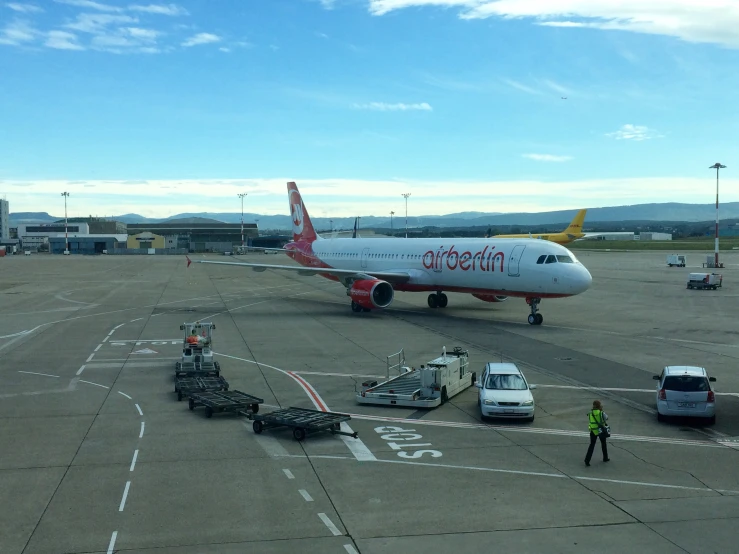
652, 375, 660, 380
709, 377, 716, 382
529, 384, 537, 390
475, 382, 482, 388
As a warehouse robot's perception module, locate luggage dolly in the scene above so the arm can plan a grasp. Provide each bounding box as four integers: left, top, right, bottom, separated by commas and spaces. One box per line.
188, 390, 263, 418
175, 361, 221, 378
246, 406, 358, 442
174, 375, 229, 402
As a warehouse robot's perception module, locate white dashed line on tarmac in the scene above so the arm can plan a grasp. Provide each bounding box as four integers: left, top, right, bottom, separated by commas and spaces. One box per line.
118, 391, 132, 400
18, 371, 60, 378
86, 353, 95, 362
119, 481, 131, 511
344, 545, 359, 554
75, 365, 85, 375
135, 403, 143, 416
139, 422, 145, 438
79, 380, 109, 389
283, 469, 295, 479
298, 489, 314, 502
107, 531, 118, 554
318, 513, 342, 536
94, 344, 102, 352
130, 450, 138, 472
130, 317, 143, 322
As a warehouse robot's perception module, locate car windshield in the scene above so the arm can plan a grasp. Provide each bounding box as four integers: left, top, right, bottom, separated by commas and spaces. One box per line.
663, 376, 710, 392
486, 374, 528, 390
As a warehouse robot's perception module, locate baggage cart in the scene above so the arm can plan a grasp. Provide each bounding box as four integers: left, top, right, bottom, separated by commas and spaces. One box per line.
188, 390, 263, 418
247, 407, 358, 442
174, 375, 229, 401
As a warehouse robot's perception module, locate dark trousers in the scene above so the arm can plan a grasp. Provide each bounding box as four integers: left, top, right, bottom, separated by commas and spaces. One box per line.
585, 431, 608, 463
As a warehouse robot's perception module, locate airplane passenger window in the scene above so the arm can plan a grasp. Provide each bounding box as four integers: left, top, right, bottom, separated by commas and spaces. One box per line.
545, 255, 557, 264
536, 255, 546, 264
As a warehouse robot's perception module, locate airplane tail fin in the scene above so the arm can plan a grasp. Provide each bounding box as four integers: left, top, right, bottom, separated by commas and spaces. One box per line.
287, 181, 318, 243
563, 209, 587, 235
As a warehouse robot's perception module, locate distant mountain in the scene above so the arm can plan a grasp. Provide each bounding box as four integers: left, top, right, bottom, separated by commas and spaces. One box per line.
10, 202, 739, 230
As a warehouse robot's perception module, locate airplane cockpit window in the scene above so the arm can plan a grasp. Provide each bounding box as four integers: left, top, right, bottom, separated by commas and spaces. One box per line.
536, 255, 546, 264
545, 255, 557, 264
557, 255, 573, 263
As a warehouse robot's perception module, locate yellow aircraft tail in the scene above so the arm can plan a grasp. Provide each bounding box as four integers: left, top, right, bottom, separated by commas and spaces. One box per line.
563, 209, 587, 236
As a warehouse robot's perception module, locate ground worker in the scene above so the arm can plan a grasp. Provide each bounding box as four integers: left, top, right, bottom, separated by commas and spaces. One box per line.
584, 400, 610, 466
186, 331, 199, 345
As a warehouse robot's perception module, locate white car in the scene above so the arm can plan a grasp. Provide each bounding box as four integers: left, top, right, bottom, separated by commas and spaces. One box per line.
476, 362, 536, 422
653, 366, 716, 424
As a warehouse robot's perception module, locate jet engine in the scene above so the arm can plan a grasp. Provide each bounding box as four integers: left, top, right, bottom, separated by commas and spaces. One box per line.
350, 279, 394, 309
472, 294, 508, 303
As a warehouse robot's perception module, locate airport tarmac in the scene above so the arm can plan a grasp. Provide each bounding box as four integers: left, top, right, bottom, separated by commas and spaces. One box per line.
1, 250, 738, 554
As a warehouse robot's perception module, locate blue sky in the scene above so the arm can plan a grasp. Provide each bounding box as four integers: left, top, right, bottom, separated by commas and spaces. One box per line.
0, 0, 737, 218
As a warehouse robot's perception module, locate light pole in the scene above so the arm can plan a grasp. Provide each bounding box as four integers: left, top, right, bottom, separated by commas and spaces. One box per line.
61, 192, 69, 253
709, 163, 726, 268
238, 193, 247, 249
330, 219, 333, 233
402, 193, 411, 238
390, 211, 394, 231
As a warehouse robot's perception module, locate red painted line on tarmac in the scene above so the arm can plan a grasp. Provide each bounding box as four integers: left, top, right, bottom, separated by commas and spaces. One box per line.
287, 371, 328, 412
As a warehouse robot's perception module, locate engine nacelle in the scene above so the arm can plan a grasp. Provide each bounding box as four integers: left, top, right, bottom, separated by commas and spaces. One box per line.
472, 293, 508, 303
350, 279, 394, 309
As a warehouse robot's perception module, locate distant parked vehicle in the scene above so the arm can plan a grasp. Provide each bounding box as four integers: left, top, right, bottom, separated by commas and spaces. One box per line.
666, 254, 686, 267
653, 366, 716, 424
687, 272, 722, 290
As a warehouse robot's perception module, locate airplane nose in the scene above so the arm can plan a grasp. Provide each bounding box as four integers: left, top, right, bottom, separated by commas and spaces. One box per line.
574, 265, 593, 293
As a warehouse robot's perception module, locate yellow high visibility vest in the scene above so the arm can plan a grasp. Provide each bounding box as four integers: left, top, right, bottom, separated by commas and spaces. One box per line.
588, 409, 606, 434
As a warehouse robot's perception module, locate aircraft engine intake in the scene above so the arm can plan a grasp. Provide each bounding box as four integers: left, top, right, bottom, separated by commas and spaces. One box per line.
472, 293, 508, 303
350, 279, 394, 309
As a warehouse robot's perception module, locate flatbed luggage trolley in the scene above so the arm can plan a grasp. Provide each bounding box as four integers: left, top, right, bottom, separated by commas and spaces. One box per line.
188, 390, 263, 418
248, 407, 358, 442
175, 375, 229, 401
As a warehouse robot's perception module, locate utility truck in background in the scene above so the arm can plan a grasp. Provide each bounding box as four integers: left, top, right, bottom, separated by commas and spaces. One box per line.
687, 273, 722, 290
356, 346, 476, 408
666, 254, 686, 267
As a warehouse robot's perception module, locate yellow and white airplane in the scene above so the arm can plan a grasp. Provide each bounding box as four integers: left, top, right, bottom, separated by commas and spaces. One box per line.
494, 209, 587, 245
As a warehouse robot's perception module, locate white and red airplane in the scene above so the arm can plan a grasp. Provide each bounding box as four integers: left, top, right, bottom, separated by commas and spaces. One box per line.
187, 182, 592, 325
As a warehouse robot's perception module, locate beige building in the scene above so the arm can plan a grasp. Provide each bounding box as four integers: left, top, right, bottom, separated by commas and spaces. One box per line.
127, 231, 165, 249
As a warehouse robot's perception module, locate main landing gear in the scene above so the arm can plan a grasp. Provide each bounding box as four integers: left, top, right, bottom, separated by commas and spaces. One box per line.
351, 301, 371, 313
526, 297, 543, 326
427, 292, 448, 309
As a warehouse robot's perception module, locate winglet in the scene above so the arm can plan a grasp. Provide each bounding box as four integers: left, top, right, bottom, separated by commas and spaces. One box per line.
186, 255, 191, 268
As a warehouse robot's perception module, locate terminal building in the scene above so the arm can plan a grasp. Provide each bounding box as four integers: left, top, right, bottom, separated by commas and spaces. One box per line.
126, 219, 259, 253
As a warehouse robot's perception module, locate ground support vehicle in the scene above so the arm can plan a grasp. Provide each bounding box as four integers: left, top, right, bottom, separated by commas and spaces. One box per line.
687, 273, 722, 290
666, 254, 686, 267
247, 407, 357, 442
175, 375, 229, 401
356, 346, 476, 408
188, 390, 263, 418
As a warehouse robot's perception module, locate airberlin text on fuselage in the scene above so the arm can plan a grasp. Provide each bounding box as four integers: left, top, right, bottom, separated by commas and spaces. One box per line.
423, 245, 504, 272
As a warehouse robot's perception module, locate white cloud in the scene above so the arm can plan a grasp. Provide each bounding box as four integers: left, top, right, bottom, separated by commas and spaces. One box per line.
219, 46, 230, 52
316, 31, 329, 39
125, 27, 159, 40
502, 78, 541, 95
606, 124, 663, 141
6, 3, 43, 12
65, 13, 139, 34
54, 0, 123, 12
522, 153, 573, 162
364, 1, 739, 49
5, 176, 739, 218
352, 102, 433, 111
128, 3, 189, 16
182, 32, 221, 47
0, 19, 37, 45
45, 30, 84, 49
542, 79, 571, 95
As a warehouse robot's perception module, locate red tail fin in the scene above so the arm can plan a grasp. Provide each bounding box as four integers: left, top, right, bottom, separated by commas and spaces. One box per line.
186, 255, 191, 268
287, 181, 318, 243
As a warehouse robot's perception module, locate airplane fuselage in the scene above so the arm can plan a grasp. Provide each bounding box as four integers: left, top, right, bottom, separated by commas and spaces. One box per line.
286, 236, 592, 299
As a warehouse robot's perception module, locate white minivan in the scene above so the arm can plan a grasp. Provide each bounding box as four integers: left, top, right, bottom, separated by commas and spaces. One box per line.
476, 362, 536, 422
653, 366, 716, 424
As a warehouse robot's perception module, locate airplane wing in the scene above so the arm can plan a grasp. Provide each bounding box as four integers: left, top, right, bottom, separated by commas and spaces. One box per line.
187, 257, 411, 284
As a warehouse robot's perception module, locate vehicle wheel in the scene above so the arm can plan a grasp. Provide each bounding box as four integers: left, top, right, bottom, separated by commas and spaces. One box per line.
657, 412, 665, 422
251, 403, 260, 413
528, 414, 535, 423
471, 372, 476, 385
427, 294, 438, 309
293, 427, 306, 441
441, 387, 448, 404
535, 313, 543, 325
438, 293, 448, 308
252, 420, 263, 434
205, 407, 213, 418
528, 314, 536, 325
188, 399, 194, 411
351, 301, 362, 313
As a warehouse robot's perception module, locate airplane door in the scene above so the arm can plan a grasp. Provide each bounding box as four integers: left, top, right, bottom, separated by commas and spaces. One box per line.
361, 247, 370, 268
507, 245, 526, 277
433, 248, 443, 273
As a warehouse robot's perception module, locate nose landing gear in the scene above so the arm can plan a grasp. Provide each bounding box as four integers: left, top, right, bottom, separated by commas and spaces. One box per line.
427, 292, 448, 308
526, 297, 543, 325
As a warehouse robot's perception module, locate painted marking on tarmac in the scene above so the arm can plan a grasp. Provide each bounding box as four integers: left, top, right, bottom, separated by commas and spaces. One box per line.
283, 454, 739, 495
18, 371, 60, 378
79, 379, 109, 389
221, 352, 376, 462
94, 344, 102, 352
76, 365, 86, 375
139, 422, 145, 438
344, 545, 359, 554
343, 412, 726, 449
86, 353, 95, 362
118, 481, 131, 511
292, 371, 386, 379
318, 513, 342, 536
112, 323, 125, 331
118, 391, 132, 400
107, 531, 118, 554
298, 489, 314, 502
283, 469, 295, 479
130, 450, 138, 472
135, 403, 143, 416
130, 317, 143, 322
247, 422, 291, 457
